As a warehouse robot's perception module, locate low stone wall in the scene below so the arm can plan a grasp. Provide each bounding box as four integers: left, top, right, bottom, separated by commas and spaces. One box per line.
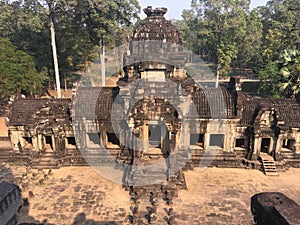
0, 182, 21, 225
251, 192, 300, 225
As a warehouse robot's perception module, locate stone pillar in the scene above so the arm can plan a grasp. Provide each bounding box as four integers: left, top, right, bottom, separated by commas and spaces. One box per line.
253, 136, 261, 157
10, 131, 20, 152
269, 138, 274, 154
32, 136, 38, 151
295, 131, 300, 154
276, 137, 283, 160
38, 134, 43, 151
294, 142, 300, 154
179, 122, 188, 150
142, 122, 148, 152
51, 135, 55, 151
204, 133, 210, 150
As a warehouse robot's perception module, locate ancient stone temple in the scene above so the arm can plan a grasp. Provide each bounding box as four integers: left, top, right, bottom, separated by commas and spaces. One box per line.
5, 6, 300, 172
3, 6, 300, 224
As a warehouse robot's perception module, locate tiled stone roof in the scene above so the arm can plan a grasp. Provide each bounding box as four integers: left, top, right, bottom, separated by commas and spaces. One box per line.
240, 96, 300, 129
72, 87, 102, 120
192, 87, 236, 119
9, 98, 71, 128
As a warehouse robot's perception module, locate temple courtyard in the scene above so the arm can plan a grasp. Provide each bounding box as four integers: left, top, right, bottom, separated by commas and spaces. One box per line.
0, 164, 299, 225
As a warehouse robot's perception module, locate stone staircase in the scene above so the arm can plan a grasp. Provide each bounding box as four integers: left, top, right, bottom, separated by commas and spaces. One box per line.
31, 150, 60, 169
259, 153, 278, 176
188, 148, 244, 169
128, 171, 185, 225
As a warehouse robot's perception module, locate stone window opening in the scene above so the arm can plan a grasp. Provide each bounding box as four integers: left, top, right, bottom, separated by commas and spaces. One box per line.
106, 133, 120, 148
190, 134, 204, 148
209, 134, 224, 148
66, 137, 76, 148
235, 138, 245, 149
261, 138, 271, 153
282, 139, 295, 151
22, 136, 32, 147
45, 136, 53, 150
87, 133, 100, 145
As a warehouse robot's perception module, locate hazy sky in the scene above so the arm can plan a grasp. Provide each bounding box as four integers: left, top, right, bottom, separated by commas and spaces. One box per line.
138, 0, 269, 19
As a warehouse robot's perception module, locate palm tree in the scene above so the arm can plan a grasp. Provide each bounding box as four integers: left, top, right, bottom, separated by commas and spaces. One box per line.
277, 49, 300, 98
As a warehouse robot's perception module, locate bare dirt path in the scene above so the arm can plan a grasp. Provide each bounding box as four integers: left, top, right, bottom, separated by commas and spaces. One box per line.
1, 164, 299, 224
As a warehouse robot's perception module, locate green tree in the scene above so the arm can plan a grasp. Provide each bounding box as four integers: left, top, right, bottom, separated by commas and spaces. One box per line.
258, 49, 300, 98
77, 0, 140, 86
183, 0, 250, 85
277, 49, 300, 97
0, 38, 46, 98
258, 0, 300, 63
234, 9, 263, 70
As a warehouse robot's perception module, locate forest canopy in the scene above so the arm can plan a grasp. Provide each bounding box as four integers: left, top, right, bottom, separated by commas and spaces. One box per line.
0, 0, 299, 98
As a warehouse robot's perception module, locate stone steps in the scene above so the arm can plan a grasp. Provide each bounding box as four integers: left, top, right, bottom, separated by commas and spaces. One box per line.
260, 153, 278, 176
130, 182, 180, 225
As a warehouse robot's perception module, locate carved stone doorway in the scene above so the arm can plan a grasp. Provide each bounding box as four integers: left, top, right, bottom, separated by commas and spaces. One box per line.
261, 138, 271, 154
148, 124, 162, 148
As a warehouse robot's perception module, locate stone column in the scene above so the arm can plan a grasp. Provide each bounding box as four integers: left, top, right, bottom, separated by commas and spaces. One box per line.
178, 122, 188, 150
295, 131, 300, 154
204, 133, 210, 150
276, 136, 283, 160
142, 122, 148, 152
32, 136, 38, 151
10, 131, 20, 152
38, 134, 43, 151
253, 136, 261, 158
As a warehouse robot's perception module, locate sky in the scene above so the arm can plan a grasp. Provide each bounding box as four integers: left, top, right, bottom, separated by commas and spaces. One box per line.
138, 0, 269, 19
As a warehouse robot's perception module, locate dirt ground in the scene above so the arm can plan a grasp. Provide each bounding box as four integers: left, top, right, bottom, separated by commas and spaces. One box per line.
0, 117, 8, 137
0, 164, 299, 225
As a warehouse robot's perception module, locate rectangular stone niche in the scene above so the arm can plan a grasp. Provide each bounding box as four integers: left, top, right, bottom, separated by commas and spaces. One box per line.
235, 138, 245, 148
87, 133, 100, 145
209, 134, 224, 148
107, 132, 120, 148
282, 139, 295, 151
66, 137, 76, 148
190, 133, 204, 148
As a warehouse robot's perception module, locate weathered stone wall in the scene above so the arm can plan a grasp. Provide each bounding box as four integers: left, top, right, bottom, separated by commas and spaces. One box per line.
0, 182, 21, 225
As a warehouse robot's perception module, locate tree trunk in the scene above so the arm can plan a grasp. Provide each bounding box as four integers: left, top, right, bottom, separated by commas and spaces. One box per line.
50, 11, 61, 98
100, 39, 106, 87
215, 64, 220, 88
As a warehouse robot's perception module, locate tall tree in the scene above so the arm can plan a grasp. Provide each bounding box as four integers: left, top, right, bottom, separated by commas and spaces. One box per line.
258, 49, 300, 98
77, 0, 140, 86
183, 0, 250, 85
0, 38, 46, 98
276, 49, 300, 97
258, 0, 300, 64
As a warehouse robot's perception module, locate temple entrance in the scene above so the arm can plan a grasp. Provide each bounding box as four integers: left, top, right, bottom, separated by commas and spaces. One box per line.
45, 136, 53, 150
148, 125, 161, 148
261, 138, 271, 153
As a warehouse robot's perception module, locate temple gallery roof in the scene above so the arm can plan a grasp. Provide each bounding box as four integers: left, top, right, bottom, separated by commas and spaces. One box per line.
241, 96, 300, 129
70, 83, 237, 124
9, 98, 71, 128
